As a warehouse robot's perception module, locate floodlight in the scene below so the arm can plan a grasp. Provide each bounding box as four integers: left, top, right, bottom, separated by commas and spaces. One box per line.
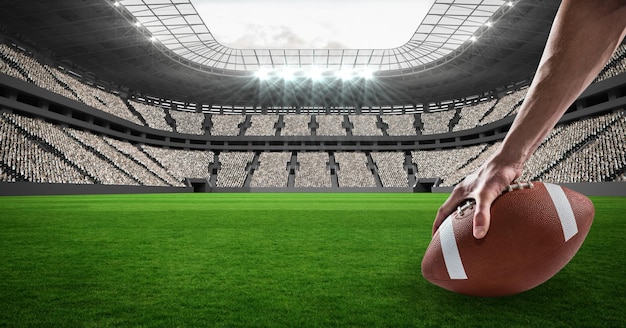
360, 69, 374, 80
280, 68, 294, 81
307, 67, 323, 81
150, 36, 157, 42
135, 21, 142, 27
485, 21, 493, 28
338, 69, 353, 81
255, 68, 271, 80
113, 1, 121, 7
470, 36, 478, 42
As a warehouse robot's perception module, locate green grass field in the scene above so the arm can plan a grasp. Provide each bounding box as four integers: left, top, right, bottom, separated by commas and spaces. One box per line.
0, 193, 624, 327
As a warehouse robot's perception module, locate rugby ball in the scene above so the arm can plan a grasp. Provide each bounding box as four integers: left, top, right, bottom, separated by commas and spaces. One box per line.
421, 181, 594, 297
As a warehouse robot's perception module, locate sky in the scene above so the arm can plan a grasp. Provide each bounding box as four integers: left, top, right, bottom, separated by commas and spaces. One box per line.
192, 0, 435, 49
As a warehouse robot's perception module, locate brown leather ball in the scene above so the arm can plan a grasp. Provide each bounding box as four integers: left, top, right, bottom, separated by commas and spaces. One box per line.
422, 182, 595, 297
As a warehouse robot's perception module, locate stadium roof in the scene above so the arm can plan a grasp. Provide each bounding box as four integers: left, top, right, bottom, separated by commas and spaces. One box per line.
118, 0, 505, 73
0, 0, 560, 108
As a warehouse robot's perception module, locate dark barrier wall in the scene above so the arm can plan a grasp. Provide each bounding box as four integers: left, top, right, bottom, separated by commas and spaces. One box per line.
1, 181, 623, 196
249, 187, 413, 193
0, 182, 192, 196
433, 182, 626, 197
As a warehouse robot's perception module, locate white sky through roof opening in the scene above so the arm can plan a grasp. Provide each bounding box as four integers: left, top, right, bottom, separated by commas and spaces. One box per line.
192, 0, 436, 49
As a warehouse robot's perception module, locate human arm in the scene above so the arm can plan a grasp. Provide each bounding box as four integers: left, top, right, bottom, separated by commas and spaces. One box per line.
433, 0, 626, 239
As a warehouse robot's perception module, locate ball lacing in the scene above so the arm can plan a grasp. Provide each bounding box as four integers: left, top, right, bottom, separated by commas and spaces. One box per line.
455, 180, 536, 216
507, 180, 535, 192
457, 200, 475, 216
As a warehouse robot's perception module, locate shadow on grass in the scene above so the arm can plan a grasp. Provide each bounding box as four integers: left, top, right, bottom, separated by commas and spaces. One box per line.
400, 253, 623, 328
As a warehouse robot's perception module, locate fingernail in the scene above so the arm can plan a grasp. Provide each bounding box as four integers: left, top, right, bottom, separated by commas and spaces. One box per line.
474, 227, 486, 239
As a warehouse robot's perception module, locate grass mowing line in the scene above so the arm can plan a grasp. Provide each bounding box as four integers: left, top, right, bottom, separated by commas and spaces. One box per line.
0, 193, 624, 327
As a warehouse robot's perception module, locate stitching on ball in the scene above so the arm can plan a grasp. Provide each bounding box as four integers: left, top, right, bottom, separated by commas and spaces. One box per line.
507, 180, 535, 192
457, 200, 475, 216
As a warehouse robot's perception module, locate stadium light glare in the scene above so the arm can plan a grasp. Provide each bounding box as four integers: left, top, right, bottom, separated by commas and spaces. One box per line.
135, 21, 142, 27
307, 67, 323, 81
360, 69, 374, 80
338, 69, 353, 81
255, 68, 271, 80
470, 36, 478, 42
280, 68, 295, 81
507, 1, 514, 7
113, 1, 121, 7
150, 36, 157, 42
485, 21, 493, 28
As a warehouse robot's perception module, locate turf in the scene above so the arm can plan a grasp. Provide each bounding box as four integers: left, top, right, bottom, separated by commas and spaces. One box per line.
0, 193, 624, 327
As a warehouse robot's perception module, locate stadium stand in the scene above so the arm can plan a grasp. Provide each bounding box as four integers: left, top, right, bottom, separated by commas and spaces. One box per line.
381, 114, 416, 136
250, 152, 291, 187
452, 99, 497, 131
334, 152, 377, 187
413, 144, 489, 186
1, 112, 140, 185
348, 115, 383, 136
480, 88, 528, 125
103, 137, 183, 187
0, 113, 91, 184
60, 73, 144, 125
281, 115, 311, 136
0, 44, 82, 102
170, 110, 205, 135
294, 152, 332, 187
370, 152, 409, 187
440, 143, 502, 187
1, 38, 626, 193
0, 43, 189, 129
246, 115, 279, 136
141, 145, 213, 182
315, 115, 346, 136
522, 111, 626, 182
421, 110, 455, 134
129, 100, 173, 132
216, 152, 255, 188
66, 129, 167, 186
542, 114, 626, 182
210, 115, 245, 136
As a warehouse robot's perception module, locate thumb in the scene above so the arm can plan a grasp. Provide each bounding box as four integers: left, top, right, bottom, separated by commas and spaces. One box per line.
472, 199, 491, 239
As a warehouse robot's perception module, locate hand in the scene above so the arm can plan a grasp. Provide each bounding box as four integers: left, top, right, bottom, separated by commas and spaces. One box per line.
433, 154, 522, 239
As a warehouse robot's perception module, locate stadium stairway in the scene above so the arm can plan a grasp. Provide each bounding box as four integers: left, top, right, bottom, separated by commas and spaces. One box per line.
208, 152, 220, 187
275, 115, 285, 136
163, 107, 177, 132
449, 108, 462, 132
414, 113, 424, 135
242, 152, 260, 188
404, 152, 418, 187
376, 116, 389, 136
308, 115, 318, 136
203, 113, 212, 135
327, 152, 339, 188
239, 115, 252, 136
343, 115, 354, 137
287, 152, 298, 188
365, 152, 384, 188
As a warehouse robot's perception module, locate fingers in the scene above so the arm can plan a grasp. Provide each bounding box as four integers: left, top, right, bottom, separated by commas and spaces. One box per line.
432, 156, 522, 239
433, 187, 466, 235
432, 177, 503, 239
472, 198, 491, 239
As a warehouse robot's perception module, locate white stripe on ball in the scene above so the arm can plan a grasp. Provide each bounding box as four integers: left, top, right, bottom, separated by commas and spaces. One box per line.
544, 183, 579, 242
440, 215, 468, 280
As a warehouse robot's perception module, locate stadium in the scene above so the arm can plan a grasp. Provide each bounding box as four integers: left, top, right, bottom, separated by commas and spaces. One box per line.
0, 0, 625, 326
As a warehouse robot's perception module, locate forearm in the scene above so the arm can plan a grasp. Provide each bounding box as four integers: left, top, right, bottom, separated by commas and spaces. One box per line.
498, 0, 626, 167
